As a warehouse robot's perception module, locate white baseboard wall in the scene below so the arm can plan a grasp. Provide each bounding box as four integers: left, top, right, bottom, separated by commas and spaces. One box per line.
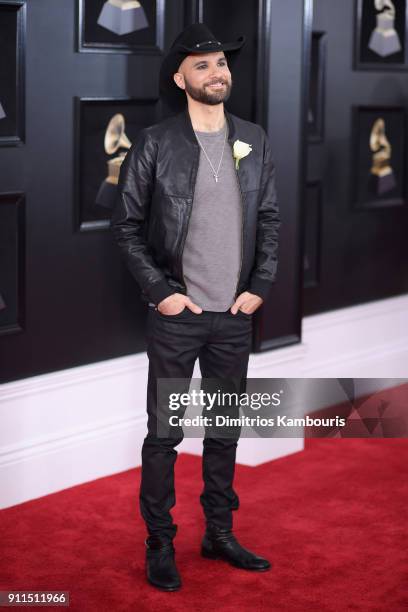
1, 293, 407, 509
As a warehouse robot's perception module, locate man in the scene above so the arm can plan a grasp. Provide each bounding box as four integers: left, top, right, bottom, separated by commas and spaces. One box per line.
110, 23, 280, 591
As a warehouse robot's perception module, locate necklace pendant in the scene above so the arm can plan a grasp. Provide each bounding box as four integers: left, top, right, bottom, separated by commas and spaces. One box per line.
214, 174, 218, 183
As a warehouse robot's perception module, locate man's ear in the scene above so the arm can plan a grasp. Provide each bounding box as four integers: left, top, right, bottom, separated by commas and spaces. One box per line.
173, 72, 185, 91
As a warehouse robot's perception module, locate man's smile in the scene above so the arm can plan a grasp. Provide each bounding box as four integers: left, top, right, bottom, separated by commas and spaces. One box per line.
208, 82, 225, 89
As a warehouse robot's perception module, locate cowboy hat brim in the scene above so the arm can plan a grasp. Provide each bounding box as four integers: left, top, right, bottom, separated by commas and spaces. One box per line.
176, 35, 246, 55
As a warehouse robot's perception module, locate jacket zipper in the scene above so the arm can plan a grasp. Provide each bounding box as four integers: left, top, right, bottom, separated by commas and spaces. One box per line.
179, 208, 191, 294
178, 146, 200, 293
234, 168, 244, 300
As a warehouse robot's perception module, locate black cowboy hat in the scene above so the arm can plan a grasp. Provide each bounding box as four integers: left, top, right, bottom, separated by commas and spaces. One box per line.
159, 23, 246, 113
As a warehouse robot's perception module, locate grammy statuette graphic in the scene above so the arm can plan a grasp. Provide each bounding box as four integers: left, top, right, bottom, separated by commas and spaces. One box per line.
97, 0, 149, 36
369, 117, 396, 195
95, 113, 132, 209
368, 0, 402, 57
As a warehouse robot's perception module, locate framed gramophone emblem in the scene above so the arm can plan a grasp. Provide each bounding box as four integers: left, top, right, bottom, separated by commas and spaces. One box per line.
77, 0, 165, 54
75, 97, 160, 232
355, 0, 408, 69
351, 106, 407, 209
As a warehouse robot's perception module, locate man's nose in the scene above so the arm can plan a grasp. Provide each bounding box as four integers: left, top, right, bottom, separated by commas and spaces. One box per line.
210, 69, 226, 81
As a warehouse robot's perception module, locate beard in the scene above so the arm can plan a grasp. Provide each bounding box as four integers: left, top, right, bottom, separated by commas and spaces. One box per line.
184, 76, 232, 106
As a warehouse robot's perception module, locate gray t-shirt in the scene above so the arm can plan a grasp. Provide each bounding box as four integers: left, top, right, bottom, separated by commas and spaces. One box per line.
180, 121, 242, 311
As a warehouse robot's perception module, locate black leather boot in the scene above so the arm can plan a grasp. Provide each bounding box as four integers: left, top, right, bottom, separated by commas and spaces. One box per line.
145, 535, 181, 591
201, 525, 271, 571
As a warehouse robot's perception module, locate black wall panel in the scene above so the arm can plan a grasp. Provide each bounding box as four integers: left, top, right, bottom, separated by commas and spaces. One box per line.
0, 0, 185, 382
304, 0, 408, 315
254, 0, 310, 350
0, 193, 25, 336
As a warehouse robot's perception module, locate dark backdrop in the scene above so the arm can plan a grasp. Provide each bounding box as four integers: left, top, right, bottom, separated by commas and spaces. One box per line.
0, 0, 306, 383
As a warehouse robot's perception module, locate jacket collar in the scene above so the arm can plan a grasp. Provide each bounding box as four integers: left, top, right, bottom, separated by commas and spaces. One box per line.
178, 105, 237, 146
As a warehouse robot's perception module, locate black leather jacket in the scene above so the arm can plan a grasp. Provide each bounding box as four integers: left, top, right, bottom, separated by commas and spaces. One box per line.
110, 106, 280, 306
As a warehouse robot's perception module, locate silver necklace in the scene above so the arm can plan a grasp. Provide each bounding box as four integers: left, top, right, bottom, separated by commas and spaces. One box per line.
194, 123, 228, 183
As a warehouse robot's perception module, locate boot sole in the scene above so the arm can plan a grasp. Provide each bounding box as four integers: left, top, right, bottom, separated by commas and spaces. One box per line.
147, 577, 181, 591
201, 547, 271, 571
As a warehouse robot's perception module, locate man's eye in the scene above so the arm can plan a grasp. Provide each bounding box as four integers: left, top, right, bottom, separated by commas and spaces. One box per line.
197, 61, 226, 70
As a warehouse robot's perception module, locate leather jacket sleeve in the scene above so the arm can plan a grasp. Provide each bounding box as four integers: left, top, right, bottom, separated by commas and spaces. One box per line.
110, 129, 176, 306
247, 129, 281, 301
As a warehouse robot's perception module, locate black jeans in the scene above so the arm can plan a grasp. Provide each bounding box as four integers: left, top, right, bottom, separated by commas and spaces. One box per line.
140, 305, 253, 543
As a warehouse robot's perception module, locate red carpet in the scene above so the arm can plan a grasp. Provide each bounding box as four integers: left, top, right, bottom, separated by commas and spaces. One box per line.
1, 439, 407, 611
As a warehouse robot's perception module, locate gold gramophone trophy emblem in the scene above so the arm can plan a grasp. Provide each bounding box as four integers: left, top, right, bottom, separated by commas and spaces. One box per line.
368, 0, 402, 57
97, 0, 148, 35
369, 118, 396, 195
95, 113, 132, 209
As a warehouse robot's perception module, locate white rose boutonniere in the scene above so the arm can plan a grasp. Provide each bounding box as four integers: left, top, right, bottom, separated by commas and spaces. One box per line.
233, 139, 252, 170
